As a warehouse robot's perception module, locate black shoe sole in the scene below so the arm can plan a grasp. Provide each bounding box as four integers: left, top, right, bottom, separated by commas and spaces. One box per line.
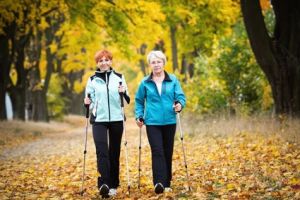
101, 194, 110, 198
155, 183, 164, 194
99, 184, 109, 196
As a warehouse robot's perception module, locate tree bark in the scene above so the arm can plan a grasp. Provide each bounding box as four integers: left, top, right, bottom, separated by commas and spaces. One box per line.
27, 28, 49, 121
180, 54, 187, 82
0, 35, 10, 120
138, 43, 147, 76
0, 23, 16, 120
10, 34, 30, 120
31, 13, 63, 121
32, 90, 49, 121
241, 0, 300, 116
154, 40, 165, 52
188, 49, 198, 78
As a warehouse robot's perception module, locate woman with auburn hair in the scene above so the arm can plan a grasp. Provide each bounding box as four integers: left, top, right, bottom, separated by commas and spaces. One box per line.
84, 49, 130, 198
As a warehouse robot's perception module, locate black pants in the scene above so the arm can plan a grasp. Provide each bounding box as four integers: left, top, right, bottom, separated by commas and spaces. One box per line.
146, 124, 176, 187
92, 121, 123, 188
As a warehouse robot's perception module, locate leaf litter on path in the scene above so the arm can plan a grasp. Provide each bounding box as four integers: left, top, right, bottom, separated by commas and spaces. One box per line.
0, 116, 300, 199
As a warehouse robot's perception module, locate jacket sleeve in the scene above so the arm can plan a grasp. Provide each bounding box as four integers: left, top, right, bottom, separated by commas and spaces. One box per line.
122, 75, 130, 104
174, 77, 186, 108
85, 77, 95, 110
135, 81, 146, 119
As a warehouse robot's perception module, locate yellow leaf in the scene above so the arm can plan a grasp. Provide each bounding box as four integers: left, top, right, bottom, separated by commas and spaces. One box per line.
226, 183, 236, 191
290, 178, 300, 185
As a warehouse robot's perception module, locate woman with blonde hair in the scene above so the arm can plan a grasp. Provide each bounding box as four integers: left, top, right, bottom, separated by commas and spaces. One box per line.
135, 50, 186, 194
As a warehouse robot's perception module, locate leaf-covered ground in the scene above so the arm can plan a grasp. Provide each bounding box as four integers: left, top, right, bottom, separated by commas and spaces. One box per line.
0, 116, 300, 199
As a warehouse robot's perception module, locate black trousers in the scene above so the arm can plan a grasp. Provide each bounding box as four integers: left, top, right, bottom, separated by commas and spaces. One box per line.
92, 121, 123, 188
146, 124, 176, 187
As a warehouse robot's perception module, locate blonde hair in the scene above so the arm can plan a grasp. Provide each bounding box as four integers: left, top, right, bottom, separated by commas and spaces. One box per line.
147, 50, 167, 65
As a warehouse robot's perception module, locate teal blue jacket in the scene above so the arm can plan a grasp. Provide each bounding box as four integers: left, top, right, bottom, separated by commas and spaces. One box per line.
85, 69, 130, 122
135, 71, 186, 125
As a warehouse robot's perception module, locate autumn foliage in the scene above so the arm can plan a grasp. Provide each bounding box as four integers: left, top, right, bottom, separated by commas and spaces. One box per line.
1, 116, 300, 199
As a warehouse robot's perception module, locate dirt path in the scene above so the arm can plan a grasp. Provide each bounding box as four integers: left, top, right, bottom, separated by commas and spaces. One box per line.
0, 118, 143, 159
1, 117, 299, 199
0, 127, 85, 159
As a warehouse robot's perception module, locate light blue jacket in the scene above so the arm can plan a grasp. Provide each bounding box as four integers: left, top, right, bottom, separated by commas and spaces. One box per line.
135, 71, 186, 125
85, 69, 130, 122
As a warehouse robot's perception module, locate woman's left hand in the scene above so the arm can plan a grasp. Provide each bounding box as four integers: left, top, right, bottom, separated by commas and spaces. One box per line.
173, 102, 182, 112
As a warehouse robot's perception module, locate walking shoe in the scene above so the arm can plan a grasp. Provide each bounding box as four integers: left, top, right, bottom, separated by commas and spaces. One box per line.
154, 183, 164, 194
165, 187, 172, 192
99, 184, 109, 197
108, 188, 117, 196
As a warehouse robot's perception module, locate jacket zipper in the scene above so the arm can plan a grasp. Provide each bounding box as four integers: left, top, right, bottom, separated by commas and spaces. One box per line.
106, 72, 111, 121
152, 80, 165, 122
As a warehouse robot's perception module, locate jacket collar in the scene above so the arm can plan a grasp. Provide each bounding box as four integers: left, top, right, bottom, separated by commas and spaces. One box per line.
95, 67, 113, 78
95, 67, 113, 73
146, 71, 172, 82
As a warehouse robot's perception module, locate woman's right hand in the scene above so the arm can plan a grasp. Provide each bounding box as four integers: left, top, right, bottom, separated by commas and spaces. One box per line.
136, 118, 144, 128
84, 97, 91, 105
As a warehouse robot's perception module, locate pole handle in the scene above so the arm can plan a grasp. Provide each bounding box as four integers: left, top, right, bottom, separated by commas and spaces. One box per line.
119, 82, 124, 107
174, 100, 181, 113
138, 117, 144, 123
85, 93, 91, 118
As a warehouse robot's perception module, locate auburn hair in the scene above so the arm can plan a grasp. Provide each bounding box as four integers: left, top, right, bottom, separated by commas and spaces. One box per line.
94, 50, 113, 63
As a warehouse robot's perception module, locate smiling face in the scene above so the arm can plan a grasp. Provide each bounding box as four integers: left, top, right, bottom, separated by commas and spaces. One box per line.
97, 56, 112, 71
149, 58, 164, 75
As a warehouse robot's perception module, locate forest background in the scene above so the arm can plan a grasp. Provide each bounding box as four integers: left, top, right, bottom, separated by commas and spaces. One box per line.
0, 0, 279, 121
1, 0, 300, 199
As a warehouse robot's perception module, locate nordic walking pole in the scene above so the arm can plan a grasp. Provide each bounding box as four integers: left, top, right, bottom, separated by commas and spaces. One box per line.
119, 82, 131, 194
80, 93, 90, 195
138, 117, 144, 189
175, 101, 191, 191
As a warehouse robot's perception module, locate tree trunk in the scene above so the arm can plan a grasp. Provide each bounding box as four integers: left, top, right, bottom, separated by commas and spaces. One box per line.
10, 86, 26, 120
0, 35, 9, 120
188, 50, 198, 78
188, 63, 195, 78
180, 54, 187, 82
10, 34, 30, 120
139, 59, 147, 76
138, 43, 147, 76
170, 25, 178, 72
241, 0, 300, 116
28, 66, 49, 122
272, 0, 300, 116
30, 14, 62, 121
32, 90, 49, 121
44, 16, 56, 93
27, 28, 47, 121
0, 22, 16, 120
154, 40, 165, 52
6, 7, 32, 121
33, 16, 56, 122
